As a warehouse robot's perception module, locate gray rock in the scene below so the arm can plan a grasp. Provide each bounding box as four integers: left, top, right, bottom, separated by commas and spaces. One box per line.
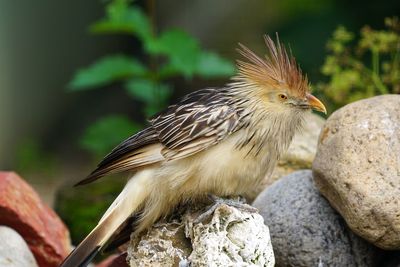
0, 226, 38, 267
253, 170, 380, 267
128, 200, 275, 267
247, 113, 325, 201
312, 95, 400, 249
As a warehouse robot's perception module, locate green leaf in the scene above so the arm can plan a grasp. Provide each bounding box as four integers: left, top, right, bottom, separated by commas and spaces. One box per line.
125, 79, 172, 117
195, 51, 236, 78
80, 115, 141, 157
90, 1, 152, 41
145, 29, 201, 77
69, 55, 147, 90
157, 63, 180, 79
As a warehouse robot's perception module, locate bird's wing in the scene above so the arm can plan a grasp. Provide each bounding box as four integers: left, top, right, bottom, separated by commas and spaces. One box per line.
75, 127, 161, 185
151, 88, 246, 160
76, 88, 246, 185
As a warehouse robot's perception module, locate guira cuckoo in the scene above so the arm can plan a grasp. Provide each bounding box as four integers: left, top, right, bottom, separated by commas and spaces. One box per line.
60, 35, 326, 267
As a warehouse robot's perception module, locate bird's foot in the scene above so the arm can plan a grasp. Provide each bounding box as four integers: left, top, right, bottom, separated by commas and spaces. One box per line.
194, 194, 257, 223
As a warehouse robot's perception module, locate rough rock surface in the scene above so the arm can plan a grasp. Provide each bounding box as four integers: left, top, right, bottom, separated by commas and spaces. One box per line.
128, 221, 190, 266
0, 226, 38, 267
247, 113, 325, 200
253, 170, 380, 267
312, 95, 400, 249
0, 172, 71, 267
128, 201, 274, 267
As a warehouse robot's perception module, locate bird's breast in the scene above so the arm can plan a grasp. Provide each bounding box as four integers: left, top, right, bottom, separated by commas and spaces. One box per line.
157, 130, 278, 199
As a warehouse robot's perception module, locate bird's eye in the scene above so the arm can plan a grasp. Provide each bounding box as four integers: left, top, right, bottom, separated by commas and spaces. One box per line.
278, 93, 288, 100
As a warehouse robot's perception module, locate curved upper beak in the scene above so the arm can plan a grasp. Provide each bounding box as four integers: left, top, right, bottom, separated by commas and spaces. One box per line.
306, 93, 327, 114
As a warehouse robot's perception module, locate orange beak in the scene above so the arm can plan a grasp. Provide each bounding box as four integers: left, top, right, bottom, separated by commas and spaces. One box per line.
306, 93, 327, 114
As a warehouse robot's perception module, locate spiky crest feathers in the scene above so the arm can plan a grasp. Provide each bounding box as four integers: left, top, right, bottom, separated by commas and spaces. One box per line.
234, 35, 309, 98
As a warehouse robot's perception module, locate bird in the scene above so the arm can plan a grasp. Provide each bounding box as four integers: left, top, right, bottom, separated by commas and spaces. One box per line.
60, 35, 326, 267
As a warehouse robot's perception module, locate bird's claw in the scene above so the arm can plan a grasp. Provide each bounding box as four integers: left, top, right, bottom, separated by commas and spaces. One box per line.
194, 195, 258, 224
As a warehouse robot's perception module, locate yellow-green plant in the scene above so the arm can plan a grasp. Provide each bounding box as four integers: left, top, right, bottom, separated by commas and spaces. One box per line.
317, 17, 400, 110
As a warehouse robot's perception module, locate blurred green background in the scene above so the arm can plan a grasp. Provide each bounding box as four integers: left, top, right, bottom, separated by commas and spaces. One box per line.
0, 0, 399, 245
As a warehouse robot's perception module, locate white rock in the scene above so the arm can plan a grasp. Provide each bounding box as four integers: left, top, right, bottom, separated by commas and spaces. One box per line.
186, 204, 274, 267
128, 201, 275, 267
0, 226, 38, 267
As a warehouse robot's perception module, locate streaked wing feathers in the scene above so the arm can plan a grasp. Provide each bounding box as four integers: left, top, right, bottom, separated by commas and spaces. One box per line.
99, 127, 159, 168
151, 88, 244, 160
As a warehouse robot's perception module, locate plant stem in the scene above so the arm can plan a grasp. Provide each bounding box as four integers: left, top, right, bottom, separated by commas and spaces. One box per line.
147, 0, 156, 37
391, 40, 400, 93
371, 49, 388, 94
372, 48, 379, 77
146, 0, 161, 110
371, 73, 388, 94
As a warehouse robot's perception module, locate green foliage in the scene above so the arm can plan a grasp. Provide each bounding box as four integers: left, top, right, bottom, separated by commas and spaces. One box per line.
196, 51, 236, 78
146, 29, 201, 77
80, 115, 141, 158
125, 79, 172, 117
317, 17, 400, 110
70, 55, 147, 89
90, 0, 152, 40
69, 0, 235, 157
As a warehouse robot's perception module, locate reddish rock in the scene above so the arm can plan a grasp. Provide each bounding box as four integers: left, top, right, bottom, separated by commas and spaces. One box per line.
96, 253, 128, 267
0, 171, 71, 267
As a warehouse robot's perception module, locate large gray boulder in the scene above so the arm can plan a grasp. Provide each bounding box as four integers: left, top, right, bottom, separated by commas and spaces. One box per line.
313, 95, 400, 249
127, 201, 274, 267
253, 170, 380, 267
0, 226, 38, 267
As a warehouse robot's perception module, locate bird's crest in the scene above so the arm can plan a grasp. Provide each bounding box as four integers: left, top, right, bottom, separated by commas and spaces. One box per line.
235, 34, 309, 97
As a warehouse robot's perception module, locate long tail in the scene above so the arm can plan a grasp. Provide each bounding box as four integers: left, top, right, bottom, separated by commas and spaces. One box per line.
60, 169, 153, 267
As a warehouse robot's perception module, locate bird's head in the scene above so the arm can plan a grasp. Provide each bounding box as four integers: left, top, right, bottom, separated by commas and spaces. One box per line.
233, 35, 326, 115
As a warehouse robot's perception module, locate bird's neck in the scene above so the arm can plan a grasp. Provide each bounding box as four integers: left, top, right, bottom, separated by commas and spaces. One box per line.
237, 100, 305, 159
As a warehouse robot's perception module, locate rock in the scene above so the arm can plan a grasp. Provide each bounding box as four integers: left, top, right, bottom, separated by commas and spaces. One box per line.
128, 221, 190, 266
128, 221, 191, 266
0, 226, 38, 267
253, 170, 381, 267
247, 113, 325, 200
128, 200, 275, 267
312, 95, 400, 249
0, 172, 72, 267
96, 253, 129, 267
186, 204, 274, 267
